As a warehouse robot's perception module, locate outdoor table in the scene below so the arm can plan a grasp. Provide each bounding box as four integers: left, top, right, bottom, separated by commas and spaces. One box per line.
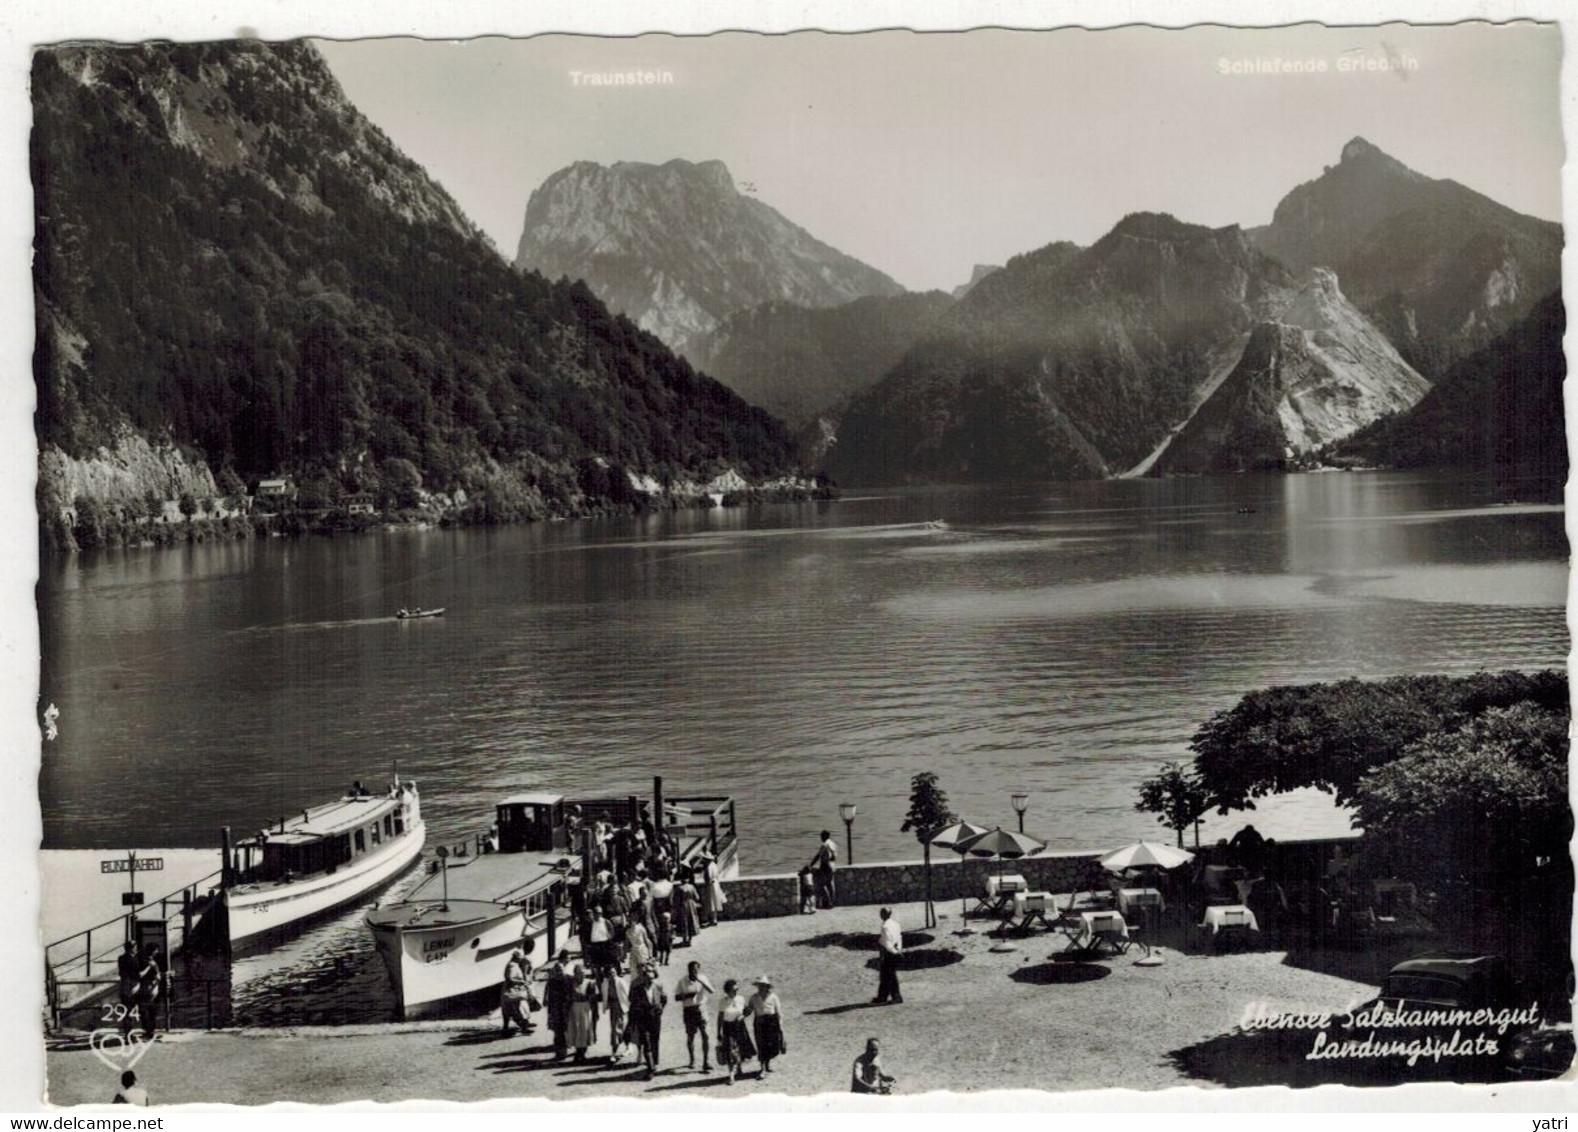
973, 873, 1027, 918
1199, 904, 1259, 935
1116, 887, 1164, 916
1062, 909, 1130, 955
1008, 890, 1057, 933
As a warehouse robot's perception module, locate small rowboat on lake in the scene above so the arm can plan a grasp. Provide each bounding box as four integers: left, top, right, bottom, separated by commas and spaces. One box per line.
396, 607, 446, 620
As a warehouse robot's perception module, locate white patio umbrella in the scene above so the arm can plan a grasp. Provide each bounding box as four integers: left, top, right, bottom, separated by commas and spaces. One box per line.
955, 827, 1046, 952
1099, 841, 1194, 873
1100, 841, 1191, 969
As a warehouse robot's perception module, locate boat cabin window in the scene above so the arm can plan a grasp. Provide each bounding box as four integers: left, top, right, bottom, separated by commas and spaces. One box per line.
354, 829, 366, 855
383, 815, 393, 838
497, 798, 565, 853
259, 835, 351, 881
394, 812, 405, 836
371, 822, 382, 846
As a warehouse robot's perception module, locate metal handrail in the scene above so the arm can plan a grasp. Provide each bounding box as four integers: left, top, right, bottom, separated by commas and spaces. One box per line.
44, 869, 223, 976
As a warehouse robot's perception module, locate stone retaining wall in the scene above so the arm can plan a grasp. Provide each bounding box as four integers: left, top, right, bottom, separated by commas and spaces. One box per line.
721, 850, 1108, 921
719, 836, 1361, 921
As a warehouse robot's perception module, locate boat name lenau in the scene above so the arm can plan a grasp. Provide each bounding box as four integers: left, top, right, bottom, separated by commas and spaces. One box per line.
422, 937, 456, 962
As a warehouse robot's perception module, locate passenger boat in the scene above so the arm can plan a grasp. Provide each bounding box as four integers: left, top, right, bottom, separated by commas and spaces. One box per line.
396, 607, 445, 620
221, 778, 425, 954
367, 784, 739, 1019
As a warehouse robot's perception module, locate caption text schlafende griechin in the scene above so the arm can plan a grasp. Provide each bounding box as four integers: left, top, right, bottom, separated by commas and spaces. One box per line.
1216, 52, 1420, 76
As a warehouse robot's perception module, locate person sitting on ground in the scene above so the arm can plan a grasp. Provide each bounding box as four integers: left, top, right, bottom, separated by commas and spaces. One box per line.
112, 1069, 148, 1106
851, 1038, 895, 1094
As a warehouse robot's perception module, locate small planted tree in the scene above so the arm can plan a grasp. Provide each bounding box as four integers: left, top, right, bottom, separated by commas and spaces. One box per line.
901, 772, 957, 928
1136, 761, 1210, 848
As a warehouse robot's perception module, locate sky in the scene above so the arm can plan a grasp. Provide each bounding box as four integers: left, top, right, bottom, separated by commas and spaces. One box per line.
314, 24, 1563, 293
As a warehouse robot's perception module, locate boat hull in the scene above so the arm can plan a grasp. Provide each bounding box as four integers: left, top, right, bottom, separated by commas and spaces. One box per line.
226, 821, 426, 951
369, 900, 550, 1020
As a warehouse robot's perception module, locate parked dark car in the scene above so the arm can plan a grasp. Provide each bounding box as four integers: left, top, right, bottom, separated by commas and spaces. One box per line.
1505, 1023, 1574, 1079
1375, 952, 1516, 1011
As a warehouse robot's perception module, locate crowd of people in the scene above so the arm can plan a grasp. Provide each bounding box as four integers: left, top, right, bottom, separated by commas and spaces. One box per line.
493, 813, 792, 1083
501, 943, 788, 1084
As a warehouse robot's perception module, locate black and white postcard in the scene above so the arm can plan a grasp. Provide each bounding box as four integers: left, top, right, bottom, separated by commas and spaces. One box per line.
13, 1, 1574, 1111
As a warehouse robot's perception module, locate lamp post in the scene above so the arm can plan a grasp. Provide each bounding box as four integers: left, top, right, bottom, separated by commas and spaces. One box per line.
839, 802, 857, 866
1011, 792, 1029, 833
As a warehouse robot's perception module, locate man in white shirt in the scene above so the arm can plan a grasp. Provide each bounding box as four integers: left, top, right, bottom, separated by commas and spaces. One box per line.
673, 959, 715, 1071
873, 907, 904, 1004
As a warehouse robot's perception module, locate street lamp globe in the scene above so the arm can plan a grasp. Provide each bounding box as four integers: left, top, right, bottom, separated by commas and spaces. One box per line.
1011, 792, 1030, 832
839, 803, 858, 865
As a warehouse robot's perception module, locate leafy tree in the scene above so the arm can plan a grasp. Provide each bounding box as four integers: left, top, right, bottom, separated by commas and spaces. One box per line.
32, 40, 804, 550
1189, 671, 1568, 811
1135, 762, 1210, 847
1355, 704, 1569, 895
901, 772, 957, 930
296, 474, 335, 511
178, 491, 197, 519
379, 457, 422, 510
901, 772, 957, 843
218, 466, 246, 502
71, 495, 106, 549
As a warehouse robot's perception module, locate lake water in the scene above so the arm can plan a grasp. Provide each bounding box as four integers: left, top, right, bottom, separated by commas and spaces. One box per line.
38, 471, 1567, 1020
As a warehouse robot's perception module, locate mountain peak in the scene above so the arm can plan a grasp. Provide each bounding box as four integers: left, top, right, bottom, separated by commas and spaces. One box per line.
516, 157, 902, 351
1340, 136, 1384, 164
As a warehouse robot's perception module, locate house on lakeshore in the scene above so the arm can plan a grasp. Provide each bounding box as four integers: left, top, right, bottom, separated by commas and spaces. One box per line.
255, 476, 296, 502
345, 493, 376, 516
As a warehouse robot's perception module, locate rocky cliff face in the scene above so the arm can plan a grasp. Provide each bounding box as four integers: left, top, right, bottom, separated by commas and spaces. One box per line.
951, 263, 1002, 299
33, 42, 801, 547
1251, 137, 1561, 377
1330, 290, 1566, 478
1154, 269, 1429, 473
826, 215, 1298, 485
513, 159, 903, 353
687, 290, 955, 428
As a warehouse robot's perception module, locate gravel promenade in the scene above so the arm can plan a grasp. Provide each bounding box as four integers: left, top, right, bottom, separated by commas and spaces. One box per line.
45, 900, 1379, 1106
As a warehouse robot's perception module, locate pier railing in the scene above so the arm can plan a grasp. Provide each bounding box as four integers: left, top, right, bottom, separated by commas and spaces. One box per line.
665, 795, 737, 866
43, 870, 223, 1020
561, 793, 738, 867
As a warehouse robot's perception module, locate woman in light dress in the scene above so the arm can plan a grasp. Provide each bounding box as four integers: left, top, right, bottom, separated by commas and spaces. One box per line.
565, 964, 600, 1063
746, 975, 784, 1074
674, 869, 701, 945
625, 916, 653, 975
